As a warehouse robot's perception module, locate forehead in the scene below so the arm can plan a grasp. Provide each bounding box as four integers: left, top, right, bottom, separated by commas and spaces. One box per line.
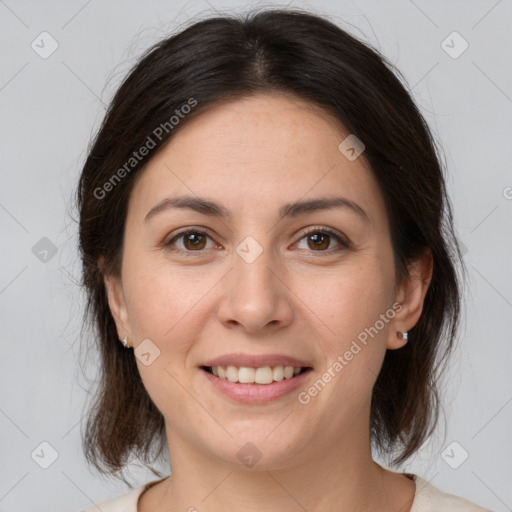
127, 93, 386, 227
167, 93, 349, 162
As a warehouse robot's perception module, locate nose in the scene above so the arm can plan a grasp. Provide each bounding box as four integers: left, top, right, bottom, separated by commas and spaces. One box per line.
216, 245, 294, 334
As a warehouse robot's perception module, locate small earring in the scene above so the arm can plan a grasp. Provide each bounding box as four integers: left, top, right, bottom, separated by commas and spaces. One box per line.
121, 336, 128, 348
397, 331, 408, 342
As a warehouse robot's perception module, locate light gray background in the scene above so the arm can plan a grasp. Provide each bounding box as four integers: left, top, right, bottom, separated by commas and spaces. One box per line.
1, 1, 511, 511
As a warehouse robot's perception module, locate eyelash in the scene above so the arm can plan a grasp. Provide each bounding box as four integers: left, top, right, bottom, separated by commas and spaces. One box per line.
164, 226, 349, 256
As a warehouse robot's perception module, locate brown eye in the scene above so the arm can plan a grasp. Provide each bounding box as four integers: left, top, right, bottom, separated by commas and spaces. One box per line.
166, 229, 214, 252
306, 232, 331, 251
295, 228, 348, 253
182, 232, 207, 250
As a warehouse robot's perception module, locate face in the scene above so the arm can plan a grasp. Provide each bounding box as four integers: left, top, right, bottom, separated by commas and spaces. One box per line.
105, 93, 426, 470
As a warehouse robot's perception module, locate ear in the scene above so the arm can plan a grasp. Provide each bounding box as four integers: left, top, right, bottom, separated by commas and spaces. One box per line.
103, 272, 132, 342
387, 247, 433, 350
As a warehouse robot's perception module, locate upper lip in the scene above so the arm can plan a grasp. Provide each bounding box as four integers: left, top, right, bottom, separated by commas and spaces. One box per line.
202, 353, 313, 369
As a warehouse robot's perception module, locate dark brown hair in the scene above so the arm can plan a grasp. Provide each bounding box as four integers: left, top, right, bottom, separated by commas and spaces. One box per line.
77, 8, 465, 484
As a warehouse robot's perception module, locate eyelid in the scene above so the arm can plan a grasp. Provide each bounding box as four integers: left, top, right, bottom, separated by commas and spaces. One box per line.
165, 226, 219, 251
294, 225, 350, 251
164, 225, 350, 254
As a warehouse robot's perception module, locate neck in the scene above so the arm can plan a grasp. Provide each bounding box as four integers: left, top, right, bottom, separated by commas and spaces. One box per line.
142, 415, 413, 512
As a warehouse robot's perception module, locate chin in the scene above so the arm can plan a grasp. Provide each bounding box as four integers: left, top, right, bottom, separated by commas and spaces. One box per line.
203, 428, 308, 471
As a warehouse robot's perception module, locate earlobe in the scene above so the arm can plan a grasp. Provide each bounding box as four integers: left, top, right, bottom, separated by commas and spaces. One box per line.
387, 329, 409, 350
387, 248, 433, 350
103, 274, 131, 342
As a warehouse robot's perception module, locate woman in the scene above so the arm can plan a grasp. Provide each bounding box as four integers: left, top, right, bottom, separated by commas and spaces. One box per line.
77, 8, 491, 512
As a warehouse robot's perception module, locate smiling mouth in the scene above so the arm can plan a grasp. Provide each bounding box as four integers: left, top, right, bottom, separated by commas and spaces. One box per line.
201, 365, 311, 385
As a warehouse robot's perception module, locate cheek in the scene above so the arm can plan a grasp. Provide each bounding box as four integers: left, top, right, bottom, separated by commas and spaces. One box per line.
124, 262, 208, 418
122, 252, 209, 343
297, 268, 393, 430
292, 260, 395, 413
294, 259, 395, 345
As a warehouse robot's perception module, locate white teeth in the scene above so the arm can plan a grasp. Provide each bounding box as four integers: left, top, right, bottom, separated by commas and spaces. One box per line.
255, 366, 273, 384
273, 365, 284, 381
208, 365, 305, 384
284, 366, 294, 379
238, 367, 255, 383
226, 365, 239, 382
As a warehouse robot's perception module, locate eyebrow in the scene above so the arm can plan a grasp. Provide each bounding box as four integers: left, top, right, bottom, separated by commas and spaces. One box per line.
144, 195, 370, 224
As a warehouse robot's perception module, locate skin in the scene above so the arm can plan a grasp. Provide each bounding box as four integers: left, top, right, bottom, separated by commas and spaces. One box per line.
104, 93, 432, 512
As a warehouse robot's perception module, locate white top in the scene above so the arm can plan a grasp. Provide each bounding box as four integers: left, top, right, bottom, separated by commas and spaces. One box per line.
80, 473, 493, 511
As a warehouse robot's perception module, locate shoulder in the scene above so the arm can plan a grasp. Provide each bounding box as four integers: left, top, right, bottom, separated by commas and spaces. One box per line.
412, 476, 493, 512
79, 477, 167, 512
80, 486, 144, 512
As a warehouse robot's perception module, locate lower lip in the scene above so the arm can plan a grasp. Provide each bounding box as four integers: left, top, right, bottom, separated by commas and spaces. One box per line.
200, 367, 313, 404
